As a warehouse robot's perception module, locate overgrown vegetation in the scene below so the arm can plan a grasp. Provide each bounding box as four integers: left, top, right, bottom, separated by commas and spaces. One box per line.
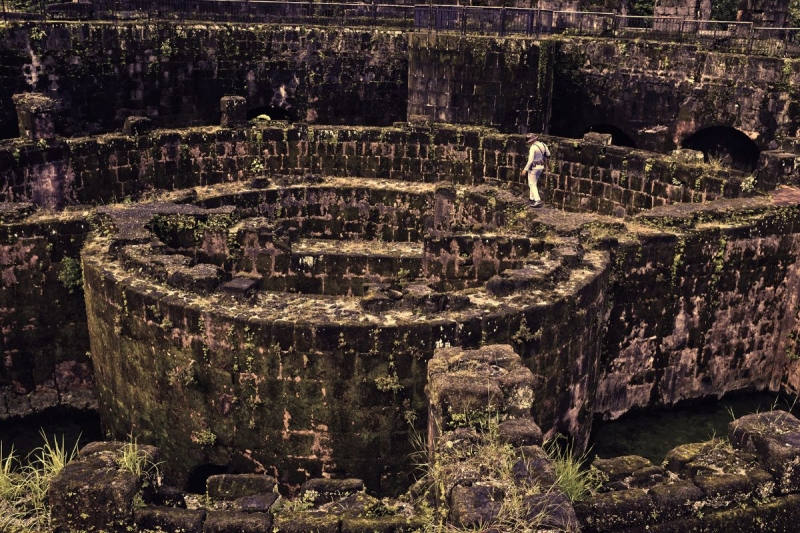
544, 435, 603, 503
117, 435, 161, 482
412, 419, 598, 532
0, 431, 79, 532
57, 256, 83, 294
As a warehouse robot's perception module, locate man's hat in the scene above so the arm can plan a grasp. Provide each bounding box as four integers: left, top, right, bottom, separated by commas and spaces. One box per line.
526, 133, 539, 143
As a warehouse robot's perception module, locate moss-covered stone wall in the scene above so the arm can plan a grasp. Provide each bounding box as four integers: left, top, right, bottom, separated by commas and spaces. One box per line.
0, 206, 94, 419
0, 23, 408, 138
595, 196, 800, 419
0, 122, 759, 216
407, 33, 548, 134
550, 38, 800, 153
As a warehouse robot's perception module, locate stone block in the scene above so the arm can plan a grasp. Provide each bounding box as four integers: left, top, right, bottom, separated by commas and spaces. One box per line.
693, 472, 751, 499
341, 516, 424, 533
207, 473, 278, 501
218, 277, 259, 298
204, 510, 273, 533
592, 455, 664, 489
515, 445, 558, 486
49, 454, 140, 533
0, 202, 34, 222
523, 491, 579, 532
273, 513, 340, 533
576, 488, 655, 531
300, 478, 364, 505
497, 418, 543, 447
134, 506, 206, 532
234, 493, 280, 513
123, 116, 153, 136
167, 263, 222, 294
12, 93, 58, 141
221, 96, 247, 128
648, 480, 703, 519
729, 411, 800, 492
449, 485, 502, 528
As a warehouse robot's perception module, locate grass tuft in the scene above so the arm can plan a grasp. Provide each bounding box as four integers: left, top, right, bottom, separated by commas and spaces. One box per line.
0, 430, 79, 532
544, 435, 601, 503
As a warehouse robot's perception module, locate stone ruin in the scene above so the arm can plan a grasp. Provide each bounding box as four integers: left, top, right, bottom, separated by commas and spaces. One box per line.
45, 344, 800, 532
3, 15, 800, 533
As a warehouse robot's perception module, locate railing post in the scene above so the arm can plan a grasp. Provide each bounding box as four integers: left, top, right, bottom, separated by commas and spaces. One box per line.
527, 8, 533, 36
536, 8, 541, 38
2, 0, 6, 23
500, 7, 505, 37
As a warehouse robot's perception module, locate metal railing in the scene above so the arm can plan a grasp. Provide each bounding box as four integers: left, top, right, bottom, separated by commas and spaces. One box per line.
2, 0, 800, 56
415, 5, 800, 56
2, 0, 415, 26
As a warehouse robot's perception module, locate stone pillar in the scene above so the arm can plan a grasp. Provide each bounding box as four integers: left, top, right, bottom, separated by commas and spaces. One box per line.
221, 96, 247, 128
12, 93, 58, 141
425, 344, 578, 531
426, 344, 539, 444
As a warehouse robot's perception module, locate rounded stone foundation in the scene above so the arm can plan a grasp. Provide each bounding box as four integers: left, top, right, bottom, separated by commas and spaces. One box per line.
82, 176, 609, 492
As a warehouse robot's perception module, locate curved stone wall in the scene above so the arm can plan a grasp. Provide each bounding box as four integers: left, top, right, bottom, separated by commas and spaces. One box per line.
81, 177, 609, 491
0, 204, 94, 419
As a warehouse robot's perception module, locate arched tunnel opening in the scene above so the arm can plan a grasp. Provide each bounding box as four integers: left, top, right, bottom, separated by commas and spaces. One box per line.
681, 126, 761, 172
247, 105, 296, 123
584, 124, 638, 148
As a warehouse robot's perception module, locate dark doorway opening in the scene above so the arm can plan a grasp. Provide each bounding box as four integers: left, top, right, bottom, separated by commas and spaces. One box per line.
185, 463, 228, 494
681, 126, 760, 172
584, 124, 638, 148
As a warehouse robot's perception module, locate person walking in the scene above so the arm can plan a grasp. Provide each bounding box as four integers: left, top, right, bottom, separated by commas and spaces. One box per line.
522, 133, 550, 208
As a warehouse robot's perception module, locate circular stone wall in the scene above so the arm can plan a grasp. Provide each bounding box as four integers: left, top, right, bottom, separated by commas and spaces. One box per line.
82, 176, 610, 492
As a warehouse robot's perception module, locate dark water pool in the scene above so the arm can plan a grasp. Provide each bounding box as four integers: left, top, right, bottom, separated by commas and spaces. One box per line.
0, 408, 103, 462
589, 392, 798, 465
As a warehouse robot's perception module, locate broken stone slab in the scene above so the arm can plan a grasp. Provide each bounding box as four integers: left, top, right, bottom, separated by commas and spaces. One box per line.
167, 263, 223, 294
206, 473, 277, 501
299, 478, 364, 505
218, 277, 259, 298
204, 510, 273, 533
134, 506, 206, 533
234, 492, 280, 513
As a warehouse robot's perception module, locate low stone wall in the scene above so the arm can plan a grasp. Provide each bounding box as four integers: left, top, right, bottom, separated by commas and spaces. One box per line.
0, 120, 767, 216
80, 178, 608, 492
0, 203, 94, 419
44, 344, 800, 533
596, 194, 800, 418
